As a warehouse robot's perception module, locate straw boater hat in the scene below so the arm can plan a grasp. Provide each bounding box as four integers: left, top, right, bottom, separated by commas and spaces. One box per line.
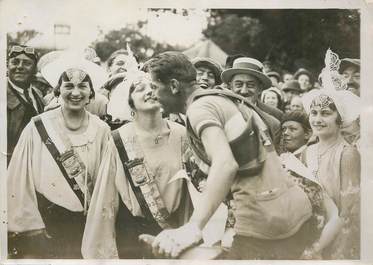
221, 57, 272, 89
41, 52, 108, 90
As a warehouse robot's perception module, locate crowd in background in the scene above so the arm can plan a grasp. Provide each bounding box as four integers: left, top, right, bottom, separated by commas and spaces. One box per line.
6, 43, 361, 260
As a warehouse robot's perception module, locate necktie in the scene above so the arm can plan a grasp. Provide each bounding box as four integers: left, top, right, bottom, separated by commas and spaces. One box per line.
23, 88, 38, 114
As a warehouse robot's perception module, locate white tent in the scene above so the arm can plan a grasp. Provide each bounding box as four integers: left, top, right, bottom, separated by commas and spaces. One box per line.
183, 39, 227, 66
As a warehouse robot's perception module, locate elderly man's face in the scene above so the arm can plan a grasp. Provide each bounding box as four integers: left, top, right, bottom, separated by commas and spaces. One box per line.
8, 54, 36, 87
230, 73, 260, 103
290, 96, 304, 112
342, 65, 360, 96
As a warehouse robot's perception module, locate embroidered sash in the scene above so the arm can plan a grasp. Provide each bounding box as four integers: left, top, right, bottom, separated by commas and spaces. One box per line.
34, 116, 87, 207
112, 130, 172, 229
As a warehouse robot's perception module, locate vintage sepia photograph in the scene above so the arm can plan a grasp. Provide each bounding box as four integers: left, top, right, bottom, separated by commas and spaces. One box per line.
0, 0, 372, 263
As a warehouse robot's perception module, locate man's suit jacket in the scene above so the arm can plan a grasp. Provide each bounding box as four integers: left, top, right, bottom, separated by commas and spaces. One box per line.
7, 82, 44, 164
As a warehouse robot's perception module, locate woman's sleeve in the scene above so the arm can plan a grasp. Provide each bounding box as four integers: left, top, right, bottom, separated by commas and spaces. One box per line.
82, 139, 120, 259
339, 145, 360, 219
7, 122, 45, 233
332, 145, 361, 258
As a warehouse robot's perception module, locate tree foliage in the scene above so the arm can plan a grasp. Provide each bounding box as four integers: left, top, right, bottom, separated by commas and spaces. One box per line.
7, 30, 39, 47
93, 22, 179, 63
204, 9, 360, 75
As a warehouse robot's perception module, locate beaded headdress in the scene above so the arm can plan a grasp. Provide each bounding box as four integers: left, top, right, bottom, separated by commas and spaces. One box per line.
302, 49, 360, 126
310, 49, 348, 110
65, 68, 87, 83
318, 48, 348, 92
309, 94, 334, 110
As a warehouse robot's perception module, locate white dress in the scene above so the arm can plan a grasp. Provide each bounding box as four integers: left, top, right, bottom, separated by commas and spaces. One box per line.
82, 120, 192, 258
7, 107, 111, 258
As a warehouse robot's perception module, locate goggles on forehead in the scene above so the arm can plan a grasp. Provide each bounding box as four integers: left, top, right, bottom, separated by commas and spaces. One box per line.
8, 45, 37, 58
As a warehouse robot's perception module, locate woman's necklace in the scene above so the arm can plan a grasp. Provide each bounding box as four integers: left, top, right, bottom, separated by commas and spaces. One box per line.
314, 139, 340, 179
135, 120, 167, 145
61, 108, 86, 131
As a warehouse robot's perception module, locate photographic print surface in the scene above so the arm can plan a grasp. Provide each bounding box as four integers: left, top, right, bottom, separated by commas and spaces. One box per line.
1, 0, 372, 263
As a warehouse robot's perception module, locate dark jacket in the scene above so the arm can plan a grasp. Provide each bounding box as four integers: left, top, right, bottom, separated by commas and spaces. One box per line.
257, 100, 284, 121
255, 100, 283, 151
7, 82, 44, 164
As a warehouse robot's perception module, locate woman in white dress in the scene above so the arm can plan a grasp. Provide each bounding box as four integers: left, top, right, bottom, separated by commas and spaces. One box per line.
82, 72, 192, 259
301, 87, 360, 259
7, 55, 110, 258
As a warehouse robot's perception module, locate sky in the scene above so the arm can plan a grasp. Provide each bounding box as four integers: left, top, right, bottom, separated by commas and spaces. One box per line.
0, 0, 364, 50
1, 0, 209, 50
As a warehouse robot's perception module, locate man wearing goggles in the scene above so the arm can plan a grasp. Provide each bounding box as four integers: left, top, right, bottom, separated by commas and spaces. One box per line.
7, 44, 45, 164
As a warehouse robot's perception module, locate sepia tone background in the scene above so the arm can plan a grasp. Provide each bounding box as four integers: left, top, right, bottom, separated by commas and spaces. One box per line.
0, 0, 372, 263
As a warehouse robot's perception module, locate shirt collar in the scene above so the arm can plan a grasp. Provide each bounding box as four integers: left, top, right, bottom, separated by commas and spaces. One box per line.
8, 78, 31, 95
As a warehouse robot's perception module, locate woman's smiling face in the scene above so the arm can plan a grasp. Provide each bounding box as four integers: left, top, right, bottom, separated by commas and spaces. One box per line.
130, 74, 161, 113
309, 100, 340, 138
263, 90, 279, 108
59, 69, 92, 111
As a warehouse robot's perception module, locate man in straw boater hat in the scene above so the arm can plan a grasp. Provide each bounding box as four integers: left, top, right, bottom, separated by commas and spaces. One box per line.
140, 51, 313, 259
221, 57, 284, 121
221, 57, 284, 148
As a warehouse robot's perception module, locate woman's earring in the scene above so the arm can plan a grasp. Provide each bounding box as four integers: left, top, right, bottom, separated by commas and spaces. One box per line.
130, 110, 135, 117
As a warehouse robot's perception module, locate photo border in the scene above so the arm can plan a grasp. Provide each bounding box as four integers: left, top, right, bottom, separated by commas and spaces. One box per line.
0, 0, 372, 264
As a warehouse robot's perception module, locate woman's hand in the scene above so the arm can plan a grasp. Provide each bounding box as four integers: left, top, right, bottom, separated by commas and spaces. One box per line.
149, 223, 202, 258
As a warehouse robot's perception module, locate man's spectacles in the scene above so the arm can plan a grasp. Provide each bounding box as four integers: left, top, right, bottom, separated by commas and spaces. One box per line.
8, 45, 36, 57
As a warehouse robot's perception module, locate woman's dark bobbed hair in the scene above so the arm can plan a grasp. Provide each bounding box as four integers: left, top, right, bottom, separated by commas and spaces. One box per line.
54, 71, 95, 99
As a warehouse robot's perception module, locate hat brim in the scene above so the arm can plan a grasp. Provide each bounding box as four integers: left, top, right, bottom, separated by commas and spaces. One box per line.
302, 89, 360, 126
339, 59, 360, 73
41, 56, 107, 89
221, 68, 271, 89
294, 70, 312, 81
267, 72, 281, 81
282, 88, 302, 93
194, 60, 222, 84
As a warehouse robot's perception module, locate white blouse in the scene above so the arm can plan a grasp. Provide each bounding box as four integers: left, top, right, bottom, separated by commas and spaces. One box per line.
7, 107, 111, 233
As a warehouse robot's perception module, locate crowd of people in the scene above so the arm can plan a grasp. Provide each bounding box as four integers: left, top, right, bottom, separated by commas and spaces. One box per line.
6, 43, 361, 260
